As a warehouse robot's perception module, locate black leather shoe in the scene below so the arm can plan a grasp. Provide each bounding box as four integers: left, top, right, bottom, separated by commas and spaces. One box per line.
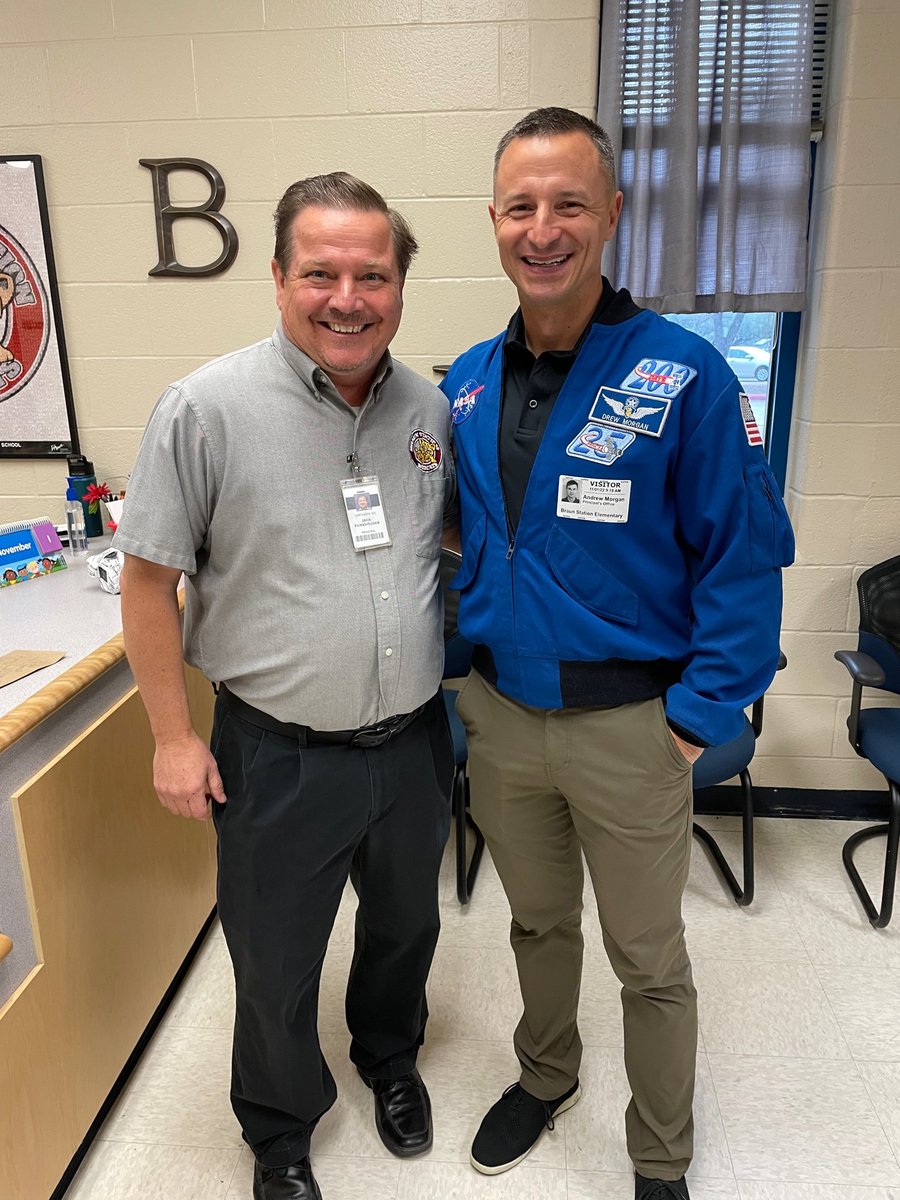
359, 1067, 433, 1157
253, 1157, 322, 1200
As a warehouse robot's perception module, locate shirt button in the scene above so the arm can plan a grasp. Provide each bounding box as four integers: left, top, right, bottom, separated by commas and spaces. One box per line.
384, 647, 393, 657
381, 591, 390, 600
528, 398, 538, 409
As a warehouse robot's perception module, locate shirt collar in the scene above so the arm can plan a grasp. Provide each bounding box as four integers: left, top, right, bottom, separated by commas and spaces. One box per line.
505, 278, 616, 360
272, 322, 394, 407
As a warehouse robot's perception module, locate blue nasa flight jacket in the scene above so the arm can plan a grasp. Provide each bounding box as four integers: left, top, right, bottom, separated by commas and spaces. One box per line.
441, 302, 795, 749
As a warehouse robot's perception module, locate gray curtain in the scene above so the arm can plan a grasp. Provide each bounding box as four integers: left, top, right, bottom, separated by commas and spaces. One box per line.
598, 0, 816, 313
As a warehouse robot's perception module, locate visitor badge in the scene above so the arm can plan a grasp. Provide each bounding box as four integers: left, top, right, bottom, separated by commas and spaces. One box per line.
340, 475, 392, 551
556, 475, 631, 523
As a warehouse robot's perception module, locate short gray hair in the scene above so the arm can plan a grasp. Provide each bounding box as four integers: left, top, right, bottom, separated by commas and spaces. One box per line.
273, 171, 418, 279
494, 108, 617, 192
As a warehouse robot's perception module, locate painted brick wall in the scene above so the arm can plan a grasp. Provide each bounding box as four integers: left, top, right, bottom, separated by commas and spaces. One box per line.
756, 0, 900, 790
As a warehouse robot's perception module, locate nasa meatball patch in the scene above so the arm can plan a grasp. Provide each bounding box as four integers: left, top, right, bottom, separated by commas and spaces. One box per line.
451, 379, 483, 425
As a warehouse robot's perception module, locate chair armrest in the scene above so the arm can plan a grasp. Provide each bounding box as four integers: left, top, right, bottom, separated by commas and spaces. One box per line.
834, 651, 885, 752
834, 650, 886, 688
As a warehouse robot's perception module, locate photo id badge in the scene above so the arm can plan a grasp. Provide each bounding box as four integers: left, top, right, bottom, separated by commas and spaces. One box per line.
340, 475, 392, 551
556, 474, 631, 523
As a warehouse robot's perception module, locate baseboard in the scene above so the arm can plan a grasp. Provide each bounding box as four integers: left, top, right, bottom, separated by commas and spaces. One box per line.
695, 786, 887, 821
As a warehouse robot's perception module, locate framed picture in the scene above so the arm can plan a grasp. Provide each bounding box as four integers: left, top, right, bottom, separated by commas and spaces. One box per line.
0, 155, 79, 458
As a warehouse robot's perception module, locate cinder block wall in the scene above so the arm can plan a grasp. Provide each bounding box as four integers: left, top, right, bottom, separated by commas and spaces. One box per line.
0, 0, 597, 521
1, 0, 897, 792
754, 0, 900, 791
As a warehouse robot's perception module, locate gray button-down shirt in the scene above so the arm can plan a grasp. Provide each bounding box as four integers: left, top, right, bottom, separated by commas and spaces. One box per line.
114, 325, 455, 729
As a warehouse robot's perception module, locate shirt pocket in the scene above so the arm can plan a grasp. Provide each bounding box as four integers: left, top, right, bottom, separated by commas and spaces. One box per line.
545, 523, 639, 626
403, 475, 449, 559
745, 462, 795, 572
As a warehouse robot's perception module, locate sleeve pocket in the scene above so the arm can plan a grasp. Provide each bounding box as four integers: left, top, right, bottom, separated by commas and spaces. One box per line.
745, 462, 795, 572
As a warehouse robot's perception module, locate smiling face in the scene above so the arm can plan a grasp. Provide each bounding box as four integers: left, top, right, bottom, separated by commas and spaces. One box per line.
272, 206, 403, 403
490, 131, 622, 322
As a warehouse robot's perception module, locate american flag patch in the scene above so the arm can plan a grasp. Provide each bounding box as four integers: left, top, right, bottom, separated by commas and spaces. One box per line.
740, 392, 763, 447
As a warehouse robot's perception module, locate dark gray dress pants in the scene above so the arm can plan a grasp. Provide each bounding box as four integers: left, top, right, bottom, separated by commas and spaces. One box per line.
210, 690, 453, 1168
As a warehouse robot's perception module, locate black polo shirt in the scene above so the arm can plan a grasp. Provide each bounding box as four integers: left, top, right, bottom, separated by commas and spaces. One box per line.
499, 278, 640, 532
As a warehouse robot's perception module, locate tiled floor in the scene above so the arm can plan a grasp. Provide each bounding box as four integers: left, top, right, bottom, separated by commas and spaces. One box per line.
66, 816, 900, 1199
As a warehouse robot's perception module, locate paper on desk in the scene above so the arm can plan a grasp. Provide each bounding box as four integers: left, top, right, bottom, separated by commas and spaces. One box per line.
105, 498, 125, 525
0, 649, 66, 689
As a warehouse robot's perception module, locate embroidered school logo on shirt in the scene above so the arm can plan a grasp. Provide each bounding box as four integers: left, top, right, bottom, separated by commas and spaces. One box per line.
590, 387, 672, 438
408, 430, 443, 472
620, 357, 697, 397
451, 379, 483, 425
566, 422, 636, 465
740, 392, 764, 447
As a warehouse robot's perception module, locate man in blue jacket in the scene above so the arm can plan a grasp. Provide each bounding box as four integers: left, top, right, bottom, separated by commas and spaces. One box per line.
441, 108, 793, 1200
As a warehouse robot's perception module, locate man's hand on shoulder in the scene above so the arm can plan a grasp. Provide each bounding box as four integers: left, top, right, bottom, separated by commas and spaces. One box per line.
153, 732, 227, 821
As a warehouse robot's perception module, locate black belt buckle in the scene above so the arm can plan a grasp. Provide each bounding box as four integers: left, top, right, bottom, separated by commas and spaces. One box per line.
350, 723, 393, 748
349, 705, 419, 748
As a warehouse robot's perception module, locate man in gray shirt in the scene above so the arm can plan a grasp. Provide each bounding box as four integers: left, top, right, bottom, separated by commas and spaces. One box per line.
116, 173, 455, 1200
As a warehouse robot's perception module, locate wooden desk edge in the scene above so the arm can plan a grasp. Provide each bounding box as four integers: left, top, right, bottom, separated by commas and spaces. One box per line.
0, 592, 185, 756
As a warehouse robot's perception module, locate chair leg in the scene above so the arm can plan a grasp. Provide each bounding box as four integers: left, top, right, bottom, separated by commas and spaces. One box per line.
454, 767, 468, 904
455, 772, 486, 905
842, 780, 900, 929
692, 768, 755, 906
463, 777, 485, 900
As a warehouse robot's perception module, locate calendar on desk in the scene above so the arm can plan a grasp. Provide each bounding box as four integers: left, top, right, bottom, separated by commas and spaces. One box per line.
0, 517, 67, 587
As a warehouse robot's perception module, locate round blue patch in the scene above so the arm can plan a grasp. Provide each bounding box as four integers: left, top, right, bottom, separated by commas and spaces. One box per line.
451, 378, 483, 426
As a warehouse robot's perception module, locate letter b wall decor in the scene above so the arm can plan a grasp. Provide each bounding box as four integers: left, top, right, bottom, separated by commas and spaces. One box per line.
140, 157, 239, 277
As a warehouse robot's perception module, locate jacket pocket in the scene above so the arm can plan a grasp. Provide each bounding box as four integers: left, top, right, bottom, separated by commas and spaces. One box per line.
545, 524, 639, 626
449, 513, 486, 590
745, 462, 795, 572
403, 476, 448, 559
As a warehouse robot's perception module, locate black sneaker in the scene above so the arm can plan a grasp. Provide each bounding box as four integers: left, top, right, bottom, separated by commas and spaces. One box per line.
470, 1079, 580, 1175
635, 1174, 690, 1199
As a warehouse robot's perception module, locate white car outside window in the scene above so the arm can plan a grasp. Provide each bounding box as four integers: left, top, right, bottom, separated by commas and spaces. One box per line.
727, 345, 771, 382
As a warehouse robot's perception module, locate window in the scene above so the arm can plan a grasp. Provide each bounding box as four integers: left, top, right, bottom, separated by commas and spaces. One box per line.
599, 1, 831, 488
664, 310, 777, 442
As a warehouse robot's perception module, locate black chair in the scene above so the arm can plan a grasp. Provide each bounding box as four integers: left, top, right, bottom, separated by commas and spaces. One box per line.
691, 652, 787, 906
834, 554, 900, 929
440, 549, 484, 904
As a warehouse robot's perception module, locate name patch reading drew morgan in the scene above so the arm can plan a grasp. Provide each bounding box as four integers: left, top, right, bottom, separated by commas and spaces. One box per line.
590, 386, 672, 438
408, 429, 443, 472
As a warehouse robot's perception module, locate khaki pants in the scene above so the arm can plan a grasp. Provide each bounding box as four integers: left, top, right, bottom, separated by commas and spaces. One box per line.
456, 669, 697, 1181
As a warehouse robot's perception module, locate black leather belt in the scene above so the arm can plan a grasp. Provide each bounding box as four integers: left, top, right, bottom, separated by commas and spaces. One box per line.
217, 683, 425, 748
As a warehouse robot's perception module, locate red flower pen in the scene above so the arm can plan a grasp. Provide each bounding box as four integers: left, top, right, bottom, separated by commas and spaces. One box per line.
83, 481, 112, 515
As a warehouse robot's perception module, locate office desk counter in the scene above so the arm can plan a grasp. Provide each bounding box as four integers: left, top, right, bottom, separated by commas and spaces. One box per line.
0, 551, 216, 1200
